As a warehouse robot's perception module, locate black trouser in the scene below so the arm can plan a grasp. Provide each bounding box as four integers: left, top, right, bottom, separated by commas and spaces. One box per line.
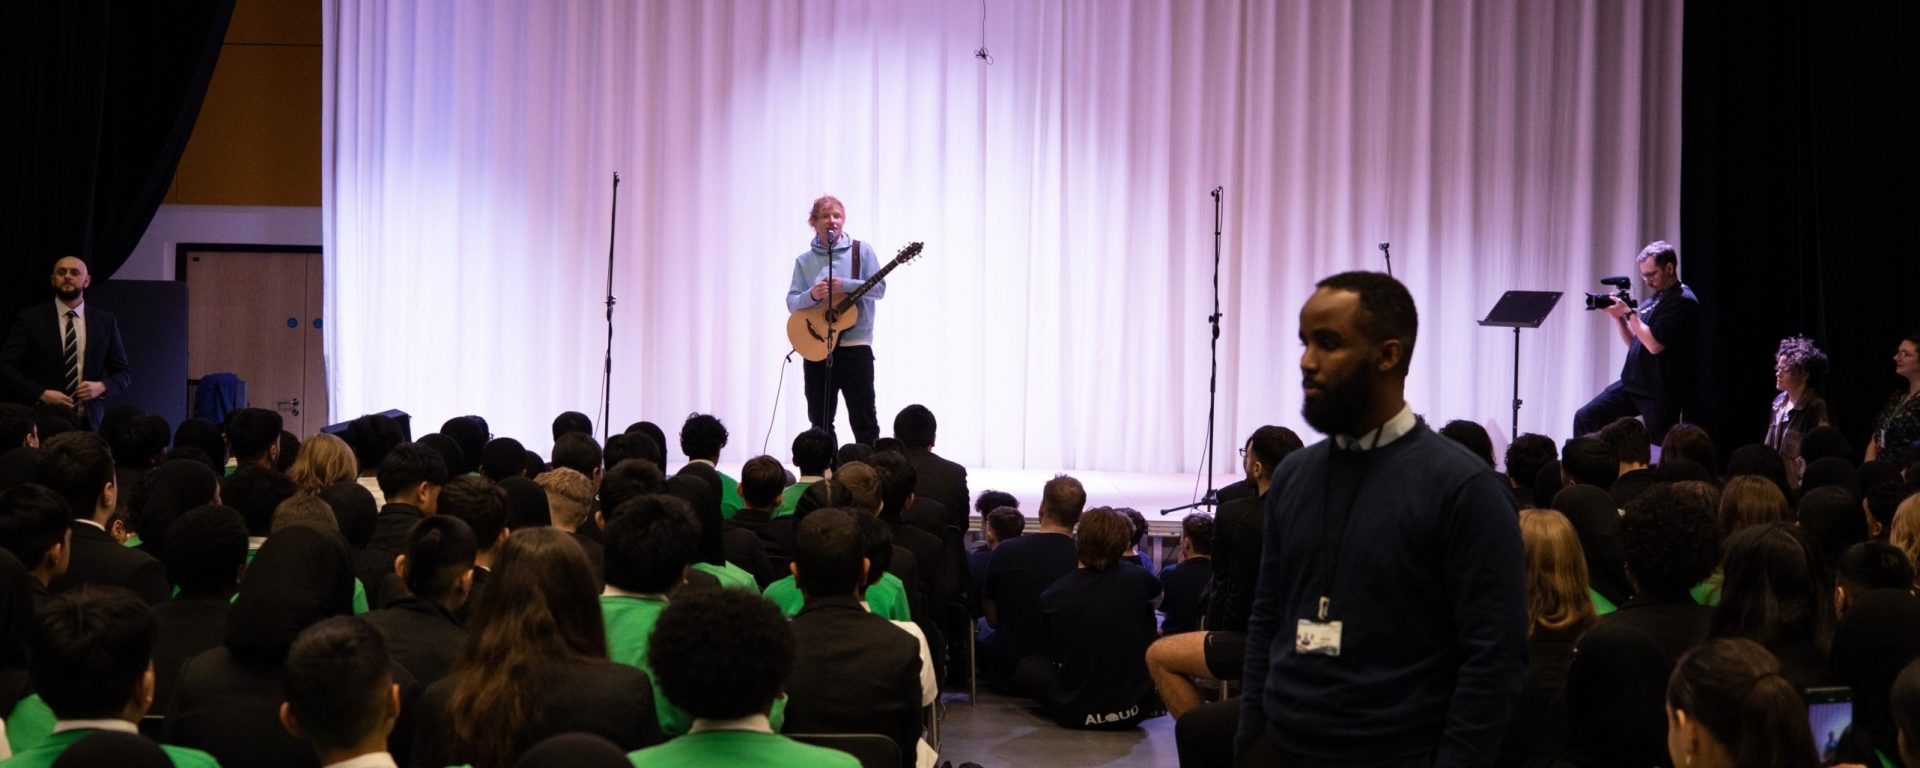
803, 344, 880, 445
1573, 380, 1680, 443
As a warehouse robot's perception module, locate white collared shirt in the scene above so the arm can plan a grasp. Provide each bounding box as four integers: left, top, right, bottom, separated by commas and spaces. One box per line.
324, 752, 399, 768
74, 519, 106, 533
52, 719, 137, 735
55, 301, 86, 376
1332, 402, 1417, 451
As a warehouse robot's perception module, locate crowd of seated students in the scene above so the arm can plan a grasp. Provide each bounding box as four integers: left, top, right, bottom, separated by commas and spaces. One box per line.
0, 403, 1001, 766
6, 374, 1920, 768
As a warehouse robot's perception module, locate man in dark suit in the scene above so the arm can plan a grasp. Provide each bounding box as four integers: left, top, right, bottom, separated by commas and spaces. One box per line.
36, 431, 167, 604
783, 509, 924, 768
0, 256, 131, 429
892, 405, 969, 532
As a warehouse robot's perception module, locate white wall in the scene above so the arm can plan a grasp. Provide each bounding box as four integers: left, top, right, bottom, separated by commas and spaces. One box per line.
117, 205, 322, 280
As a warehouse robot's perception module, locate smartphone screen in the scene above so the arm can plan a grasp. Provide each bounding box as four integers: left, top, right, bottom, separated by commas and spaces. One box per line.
1806, 686, 1852, 766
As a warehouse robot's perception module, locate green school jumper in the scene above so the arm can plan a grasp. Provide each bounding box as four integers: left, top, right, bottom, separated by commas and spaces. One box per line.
760, 573, 911, 622
626, 729, 859, 768
0, 728, 220, 768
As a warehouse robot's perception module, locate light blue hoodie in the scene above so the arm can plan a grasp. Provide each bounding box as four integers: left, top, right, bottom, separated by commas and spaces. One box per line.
785, 234, 887, 344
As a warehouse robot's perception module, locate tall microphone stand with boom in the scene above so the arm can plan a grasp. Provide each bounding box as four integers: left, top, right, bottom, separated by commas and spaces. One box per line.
598, 172, 620, 443
818, 225, 839, 442
1163, 186, 1227, 516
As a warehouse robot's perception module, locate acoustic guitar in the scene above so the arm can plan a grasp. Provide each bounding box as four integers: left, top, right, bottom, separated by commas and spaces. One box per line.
786, 241, 924, 361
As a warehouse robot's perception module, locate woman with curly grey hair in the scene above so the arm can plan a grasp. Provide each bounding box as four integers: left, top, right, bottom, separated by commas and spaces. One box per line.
1765, 335, 1830, 489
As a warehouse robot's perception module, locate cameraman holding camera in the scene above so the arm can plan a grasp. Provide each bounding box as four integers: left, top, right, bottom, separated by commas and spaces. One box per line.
1573, 240, 1699, 443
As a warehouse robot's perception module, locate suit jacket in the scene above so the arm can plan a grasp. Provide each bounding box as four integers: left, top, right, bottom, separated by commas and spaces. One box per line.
1207, 493, 1263, 632
784, 594, 924, 768
361, 594, 468, 687
169, 646, 423, 768
56, 521, 167, 605
0, 302, 132, 427
151, 596, 231, 718
903, 448, 969, 531
355, 503, 424, 608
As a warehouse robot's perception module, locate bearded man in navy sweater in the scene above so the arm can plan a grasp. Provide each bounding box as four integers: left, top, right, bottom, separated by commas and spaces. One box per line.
1237, 272, 1527, 767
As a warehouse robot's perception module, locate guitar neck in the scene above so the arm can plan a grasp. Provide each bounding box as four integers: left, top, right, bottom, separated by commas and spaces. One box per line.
832, 254, 905, 312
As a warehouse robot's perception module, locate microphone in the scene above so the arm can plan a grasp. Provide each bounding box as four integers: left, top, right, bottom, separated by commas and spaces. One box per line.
1210, 186, 1222, 199
1378, 242, 1393, 277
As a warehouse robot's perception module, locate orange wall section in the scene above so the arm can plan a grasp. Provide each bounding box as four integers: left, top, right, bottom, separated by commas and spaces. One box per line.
166, 0, 321, 207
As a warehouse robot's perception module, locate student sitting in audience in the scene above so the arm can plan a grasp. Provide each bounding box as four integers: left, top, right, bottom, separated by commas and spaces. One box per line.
1709, 522, 1835, 691
678, 413, 743, 518
1598, 417, 1656, 506
0, 484, 70, 610
893, 404, 969, 533
1440, 418, 1496, 467
356, 443, 447, 609
285, 432, 358, 497
359, 516, 475, 687
868, 451, 950, 605
6, 587, 217, 767
1496, 509, 1597, 767
1559, 436, 1619, 492
600, 493, 701, 734
151, 506, 247, 717
967, 506, 1022, 618
728, 456, 789, 566
1661, 423, 1721, 478
780, 508, 925, 768
1718, 475, 1790, 536
666, 470, 764, 591
1550, 484, 1633, 613
435, 475, 507, 625
1893, 659, 1920, 768
279, 617, 401, 768
1, 549, 34, 743
1829, 589, 1920, 765
1563, 484, 1723, 767
107, 413, 168, 529
166, 524, 359, 768
224, 408, 285, 474
223, 465, 298, 552
1155, 512, 1212, 635
478, 437, 528, 481
1724, 443, 1793, 500
1800, 486, 1871, 581
599, 459, 667, 516
1836, 541, 1915, 617
762, 497, 913, 622
1504, 433, 1557, 509
126, 458, 219, 560
1015, 506, 1161, 730
982, 474, 1083, 685
1664, 638, 1819, 768
628, 589, 858, 768
536, 467, 604, 575
776, 428, 836, 519
1116, 507, 1153, 573
36, 432, 166, 605
412, 527, 662, 768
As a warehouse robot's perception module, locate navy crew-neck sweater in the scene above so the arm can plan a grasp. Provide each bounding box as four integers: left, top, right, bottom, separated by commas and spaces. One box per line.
1239, 421, 1527, 766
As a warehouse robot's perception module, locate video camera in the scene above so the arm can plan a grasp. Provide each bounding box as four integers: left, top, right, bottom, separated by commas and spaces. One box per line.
1583, 276, 1637, 311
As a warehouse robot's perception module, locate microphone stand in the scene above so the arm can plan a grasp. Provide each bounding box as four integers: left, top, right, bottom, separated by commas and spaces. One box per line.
1162, 186, 1225, 515
599, 172, 620, 442
819, 227, 838, 441
1379, 242, 1393, 277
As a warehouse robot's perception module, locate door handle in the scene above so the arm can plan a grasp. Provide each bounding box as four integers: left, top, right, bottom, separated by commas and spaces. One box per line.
276, 398, 301, 417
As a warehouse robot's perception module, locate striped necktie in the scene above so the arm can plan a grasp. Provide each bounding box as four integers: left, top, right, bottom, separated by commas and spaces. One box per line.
62, 310, 82, 400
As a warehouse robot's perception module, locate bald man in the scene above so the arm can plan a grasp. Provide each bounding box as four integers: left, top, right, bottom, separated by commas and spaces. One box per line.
0, 256, 131, 428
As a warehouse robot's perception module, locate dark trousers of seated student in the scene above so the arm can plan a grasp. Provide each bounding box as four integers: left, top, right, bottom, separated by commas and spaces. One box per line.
1013, 656, 1156, 730
803, 344, 880, 446
1235, 727, 1432, 768
1573, 380, 1680, 443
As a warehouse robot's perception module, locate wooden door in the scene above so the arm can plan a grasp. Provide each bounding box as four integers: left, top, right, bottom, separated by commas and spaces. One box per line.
184, 250, 328, 436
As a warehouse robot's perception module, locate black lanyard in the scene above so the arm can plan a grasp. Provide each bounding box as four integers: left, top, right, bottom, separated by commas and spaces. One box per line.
1310, 427, 1383, 621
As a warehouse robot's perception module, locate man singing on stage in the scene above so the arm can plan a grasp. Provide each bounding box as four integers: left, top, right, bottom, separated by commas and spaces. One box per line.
1573, 240, 1699, 443
0, 255, 132, 429
786, 195, 886, 445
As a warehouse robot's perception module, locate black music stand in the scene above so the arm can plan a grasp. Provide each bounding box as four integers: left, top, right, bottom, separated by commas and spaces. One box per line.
1478, 291, 1563, 441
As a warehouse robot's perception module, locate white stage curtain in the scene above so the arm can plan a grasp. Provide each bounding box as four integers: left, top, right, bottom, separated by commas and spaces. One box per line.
323, 0, 1680, 474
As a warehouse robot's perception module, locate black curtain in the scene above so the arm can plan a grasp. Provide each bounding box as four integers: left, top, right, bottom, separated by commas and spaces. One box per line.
1681, 0, 1920, 461
0, 0, 234, 326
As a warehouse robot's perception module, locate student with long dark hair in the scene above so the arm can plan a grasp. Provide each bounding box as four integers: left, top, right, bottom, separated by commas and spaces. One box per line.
1709, 522, 1835, 691
1664, 638, 1818, 768
412, 527, 661, 768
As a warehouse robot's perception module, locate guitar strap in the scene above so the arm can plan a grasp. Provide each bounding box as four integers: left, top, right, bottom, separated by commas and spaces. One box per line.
850, 239, 861, 280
